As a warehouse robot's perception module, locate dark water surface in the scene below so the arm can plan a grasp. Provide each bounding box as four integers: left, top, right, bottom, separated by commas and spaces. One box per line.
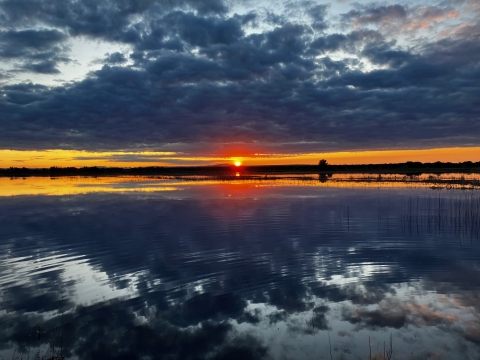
1, 177, 480, 359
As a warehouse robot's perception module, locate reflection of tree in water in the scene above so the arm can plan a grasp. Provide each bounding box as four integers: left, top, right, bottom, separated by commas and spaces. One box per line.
318, 173, 332, 183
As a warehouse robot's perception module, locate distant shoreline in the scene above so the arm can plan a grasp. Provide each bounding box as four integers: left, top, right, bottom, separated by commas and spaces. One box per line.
2, 161, 480, 177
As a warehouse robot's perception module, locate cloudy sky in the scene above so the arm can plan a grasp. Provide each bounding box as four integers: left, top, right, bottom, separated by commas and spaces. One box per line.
0, 0, 479, 166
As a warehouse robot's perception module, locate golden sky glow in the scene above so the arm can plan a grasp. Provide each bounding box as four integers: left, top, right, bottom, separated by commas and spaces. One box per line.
1, 147, 480, 168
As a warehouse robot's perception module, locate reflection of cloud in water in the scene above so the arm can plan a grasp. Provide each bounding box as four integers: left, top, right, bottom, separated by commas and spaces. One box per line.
1, 186, 480, 358
342, 297, 459, 329
1, 298, 268, 360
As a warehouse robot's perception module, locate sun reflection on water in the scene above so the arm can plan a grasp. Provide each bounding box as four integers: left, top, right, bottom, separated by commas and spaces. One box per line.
0, 172, 479, 196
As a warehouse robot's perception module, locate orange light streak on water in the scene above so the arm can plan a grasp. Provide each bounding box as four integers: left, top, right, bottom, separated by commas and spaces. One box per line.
1, 173, 479, 197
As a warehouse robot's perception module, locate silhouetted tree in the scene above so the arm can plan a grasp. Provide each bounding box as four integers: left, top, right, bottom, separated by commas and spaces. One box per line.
318, 159, 328, 170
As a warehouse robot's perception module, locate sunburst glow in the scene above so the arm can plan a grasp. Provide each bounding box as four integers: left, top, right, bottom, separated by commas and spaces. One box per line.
234, 161, 242, 167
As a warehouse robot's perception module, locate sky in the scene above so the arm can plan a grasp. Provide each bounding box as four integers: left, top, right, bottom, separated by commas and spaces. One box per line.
0, 0, 479, 167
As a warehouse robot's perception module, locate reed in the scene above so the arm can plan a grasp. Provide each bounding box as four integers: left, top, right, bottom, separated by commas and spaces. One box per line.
401, 195, 480, 239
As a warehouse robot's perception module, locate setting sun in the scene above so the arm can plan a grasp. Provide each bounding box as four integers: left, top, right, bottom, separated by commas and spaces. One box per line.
234, 161, 242, 167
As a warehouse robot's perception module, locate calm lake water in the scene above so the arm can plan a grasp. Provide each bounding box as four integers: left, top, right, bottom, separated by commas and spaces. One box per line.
1, 176, 480, 359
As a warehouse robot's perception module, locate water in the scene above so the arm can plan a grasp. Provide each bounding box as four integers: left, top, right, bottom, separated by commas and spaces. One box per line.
1, 176, 480, 359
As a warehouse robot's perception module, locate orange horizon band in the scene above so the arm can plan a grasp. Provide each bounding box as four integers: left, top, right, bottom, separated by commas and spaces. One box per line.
1, 147, 480, 168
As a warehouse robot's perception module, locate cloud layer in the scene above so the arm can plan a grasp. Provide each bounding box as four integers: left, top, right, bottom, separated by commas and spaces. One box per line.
0, 0, 479, 154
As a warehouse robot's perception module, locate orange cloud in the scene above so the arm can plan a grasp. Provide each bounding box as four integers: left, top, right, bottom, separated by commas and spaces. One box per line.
403, 9, 459, 31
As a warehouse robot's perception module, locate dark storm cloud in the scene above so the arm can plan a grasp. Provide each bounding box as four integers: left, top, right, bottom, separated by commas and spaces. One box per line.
361, 42, 413, 67
0, 29, 66, 53
126, 11, 250, 53
0, 0, 229, 72
308, 29, 384, 55
0, 0, 228, 30
21, 60, 62, 74
0, 0, 479, 152
1, 83, 48, 104
161, 11, 244, 48
0, 29, 69, 73
103, 52, 127, 64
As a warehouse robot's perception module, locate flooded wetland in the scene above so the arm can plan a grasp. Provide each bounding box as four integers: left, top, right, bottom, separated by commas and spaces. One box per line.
2, 174, 480, 359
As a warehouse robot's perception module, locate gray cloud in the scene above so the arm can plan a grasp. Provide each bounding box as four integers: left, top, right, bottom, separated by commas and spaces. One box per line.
341, 4, 407, 25
103, 52, 127, 64
307, 4, 329, 31
0, 29, 69, 73
162, 11, 244, 48
21, 59, 61, 74
0, 0, 479, 153
0, 29, 67, 52
0, 70, 10, 79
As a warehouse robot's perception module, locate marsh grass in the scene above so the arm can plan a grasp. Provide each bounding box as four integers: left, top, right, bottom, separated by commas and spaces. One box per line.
402, 195, 480, 239
167, 173, 480, 194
